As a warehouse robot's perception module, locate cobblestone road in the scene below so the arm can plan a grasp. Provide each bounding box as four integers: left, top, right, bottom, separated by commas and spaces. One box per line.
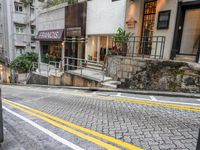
1, 85, 200, 150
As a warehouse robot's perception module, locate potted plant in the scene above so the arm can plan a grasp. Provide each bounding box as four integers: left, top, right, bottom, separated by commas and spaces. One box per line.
113, 27, 132, 56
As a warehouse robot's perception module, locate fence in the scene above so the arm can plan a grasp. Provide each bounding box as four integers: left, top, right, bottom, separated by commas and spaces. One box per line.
32, 61, 61, 77
112, 36, 165, 59
63, 57, 105, 81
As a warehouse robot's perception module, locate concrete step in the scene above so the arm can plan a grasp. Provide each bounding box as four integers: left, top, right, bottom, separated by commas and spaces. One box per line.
86, 65, 103, 71
87, 61, 103, 67
101, 81, 121, 89
86, 61, 104, 71
175, 55, 196, 62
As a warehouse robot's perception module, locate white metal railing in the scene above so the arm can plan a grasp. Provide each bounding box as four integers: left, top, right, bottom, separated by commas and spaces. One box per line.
63, 57, 106, 81
30, 57, 106, 81
32, 61, 62, 77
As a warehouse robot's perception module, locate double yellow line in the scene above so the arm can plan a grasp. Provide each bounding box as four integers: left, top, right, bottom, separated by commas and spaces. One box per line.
2, 98, 142, 150
3, 85, 200, 112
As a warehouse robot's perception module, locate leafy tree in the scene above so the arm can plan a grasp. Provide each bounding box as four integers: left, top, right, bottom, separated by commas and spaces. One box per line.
10, 52, 38, 73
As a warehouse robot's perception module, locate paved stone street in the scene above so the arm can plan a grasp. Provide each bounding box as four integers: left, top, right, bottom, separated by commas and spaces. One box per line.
1, 85, 200, 150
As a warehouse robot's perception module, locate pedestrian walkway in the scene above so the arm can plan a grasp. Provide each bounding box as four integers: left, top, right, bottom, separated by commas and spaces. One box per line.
67, 68, 112, 82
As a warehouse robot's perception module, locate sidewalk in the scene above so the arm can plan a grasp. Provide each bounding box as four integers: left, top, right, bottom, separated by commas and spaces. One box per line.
2, 83, 200, 98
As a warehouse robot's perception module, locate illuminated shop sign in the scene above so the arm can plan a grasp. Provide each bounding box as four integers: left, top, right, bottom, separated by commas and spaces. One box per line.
36, 29, 64, 41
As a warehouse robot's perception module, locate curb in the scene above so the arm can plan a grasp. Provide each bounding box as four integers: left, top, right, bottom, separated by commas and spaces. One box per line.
2, 83, 200, 98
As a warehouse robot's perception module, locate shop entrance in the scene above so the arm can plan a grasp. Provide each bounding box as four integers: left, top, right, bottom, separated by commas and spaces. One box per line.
87, 35, 112, 62
41, 41, 62, 63
180, 9, 200, 55
172, 1, 200, 62
141, 0, 157, 55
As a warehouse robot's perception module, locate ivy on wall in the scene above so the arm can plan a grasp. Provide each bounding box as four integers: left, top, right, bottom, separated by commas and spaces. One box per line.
46, 0, 78, 8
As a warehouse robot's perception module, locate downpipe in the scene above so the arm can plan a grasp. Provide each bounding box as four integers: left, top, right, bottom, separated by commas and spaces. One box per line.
0, 88, 4, 144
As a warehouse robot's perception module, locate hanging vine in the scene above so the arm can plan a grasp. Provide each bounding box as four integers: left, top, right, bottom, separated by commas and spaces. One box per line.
20, 0, 33, 7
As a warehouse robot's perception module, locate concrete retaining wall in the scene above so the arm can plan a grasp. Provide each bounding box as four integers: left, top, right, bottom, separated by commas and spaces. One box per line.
27, 73, 48, 85
107, 56, 200, 93
48, 72, 101, 87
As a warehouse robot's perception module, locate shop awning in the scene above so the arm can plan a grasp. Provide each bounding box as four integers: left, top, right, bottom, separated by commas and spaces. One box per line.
36, 29, 64, 41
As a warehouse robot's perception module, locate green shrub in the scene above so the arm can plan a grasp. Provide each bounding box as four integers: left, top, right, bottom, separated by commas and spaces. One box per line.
10, 52, 38, 73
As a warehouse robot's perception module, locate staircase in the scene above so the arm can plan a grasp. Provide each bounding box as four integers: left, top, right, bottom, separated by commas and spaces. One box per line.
175, 55, 196, 62
86, 61, 104, 71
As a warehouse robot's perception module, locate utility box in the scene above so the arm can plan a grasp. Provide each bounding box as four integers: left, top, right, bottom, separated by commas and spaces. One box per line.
0, 88, 3, 143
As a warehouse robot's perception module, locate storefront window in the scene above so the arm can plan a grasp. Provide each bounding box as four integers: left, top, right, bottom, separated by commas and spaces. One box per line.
87, 35, 113, 62
41, 42, 62, 63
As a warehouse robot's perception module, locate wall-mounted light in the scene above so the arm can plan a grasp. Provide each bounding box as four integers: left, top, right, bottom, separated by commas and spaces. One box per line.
126, 0, 137, 28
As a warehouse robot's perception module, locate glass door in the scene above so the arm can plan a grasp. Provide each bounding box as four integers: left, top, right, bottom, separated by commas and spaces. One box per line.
180, 9, 200, 55
141, 0, 157, 55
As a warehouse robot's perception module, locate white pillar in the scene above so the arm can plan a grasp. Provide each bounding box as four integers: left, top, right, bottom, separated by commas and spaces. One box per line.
61, 41, 65, 71
106, 35, 109, 55
97, 36, 100, 62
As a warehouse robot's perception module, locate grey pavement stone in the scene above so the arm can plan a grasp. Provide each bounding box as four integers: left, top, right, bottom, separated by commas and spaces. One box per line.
1, 86, 200, 150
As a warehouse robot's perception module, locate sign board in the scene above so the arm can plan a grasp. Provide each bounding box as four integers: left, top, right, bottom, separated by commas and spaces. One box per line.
36, 29, 64, 41
66, 27, 82, 37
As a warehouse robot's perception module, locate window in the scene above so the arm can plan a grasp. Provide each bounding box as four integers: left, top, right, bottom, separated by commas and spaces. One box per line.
31, 7, 35, 14
157, 10, 171, 29
16, 46, 25, 56
16, 25, 24, 34
31, 25, 35, 35
31, 46, 36, 52
15, 3, 23, 12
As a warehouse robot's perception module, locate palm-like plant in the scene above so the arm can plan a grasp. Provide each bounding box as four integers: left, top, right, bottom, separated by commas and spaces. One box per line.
113, 27, 133, 56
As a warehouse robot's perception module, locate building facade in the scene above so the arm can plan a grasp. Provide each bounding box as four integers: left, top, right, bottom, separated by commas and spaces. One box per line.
2, 0, 47, 62
125, 0, 200, 63
36, 3, 65, 63
86, 0, 127, 62
85, 0, 200, 63
0, 0, 10, 83
34, 0, 200, 66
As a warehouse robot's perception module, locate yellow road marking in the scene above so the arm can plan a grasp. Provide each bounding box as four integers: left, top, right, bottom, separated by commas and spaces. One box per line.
3, 100, 121, 150
3, 85, 200, 112
3, 99, 143, 150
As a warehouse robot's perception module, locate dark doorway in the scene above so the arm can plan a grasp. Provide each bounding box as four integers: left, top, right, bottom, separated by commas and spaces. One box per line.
172, 1, 200, 62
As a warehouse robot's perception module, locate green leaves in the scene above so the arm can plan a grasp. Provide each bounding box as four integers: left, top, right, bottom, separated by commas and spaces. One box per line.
46, 0, 77, 8
113, 27, 132, 43
10, 52, 38, 73
21, 0, 33, 7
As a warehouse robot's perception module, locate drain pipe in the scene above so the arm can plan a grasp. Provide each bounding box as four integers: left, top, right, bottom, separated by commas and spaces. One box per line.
0, 88, 3, 144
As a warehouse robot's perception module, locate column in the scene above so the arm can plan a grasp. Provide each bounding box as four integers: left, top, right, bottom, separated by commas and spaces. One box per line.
97, 36, 100, 62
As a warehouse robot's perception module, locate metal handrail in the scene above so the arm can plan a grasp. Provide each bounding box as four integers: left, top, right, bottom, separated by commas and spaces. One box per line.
64, 57, 105, 82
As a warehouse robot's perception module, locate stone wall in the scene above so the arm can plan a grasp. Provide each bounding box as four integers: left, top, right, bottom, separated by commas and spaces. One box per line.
107, 56, 200, 93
